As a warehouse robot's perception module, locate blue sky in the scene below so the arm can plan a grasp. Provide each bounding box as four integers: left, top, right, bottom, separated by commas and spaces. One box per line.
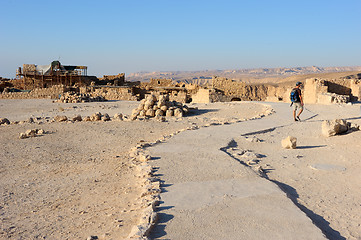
1, 0, 360, 78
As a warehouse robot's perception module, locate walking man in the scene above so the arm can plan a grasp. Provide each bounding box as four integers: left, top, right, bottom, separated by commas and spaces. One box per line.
290, 82, 304, 121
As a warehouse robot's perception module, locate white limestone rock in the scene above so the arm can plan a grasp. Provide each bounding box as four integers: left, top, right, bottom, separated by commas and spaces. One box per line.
113, 113, 123, 121
54, 115, 68, 122
174, 108, 183, 117
322, 119, 349, 137
281, 136, 297, 149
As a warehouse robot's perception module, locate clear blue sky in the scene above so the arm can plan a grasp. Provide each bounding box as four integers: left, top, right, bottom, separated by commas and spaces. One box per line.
1, 0, 360, 78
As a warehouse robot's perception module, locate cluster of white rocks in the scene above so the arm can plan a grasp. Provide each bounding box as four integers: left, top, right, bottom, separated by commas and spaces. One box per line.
19, 128, 46, 139
130, 94, 189, 121
56, 92, 106, 103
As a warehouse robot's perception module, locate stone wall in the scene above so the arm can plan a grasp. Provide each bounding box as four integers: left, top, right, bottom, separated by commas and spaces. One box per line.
303, 77, 361, 104
211, 76, 269, 101
79, 86, 138, 101
191, 89, 211, 103
0, 85, 68, 99
98, 73, 125, 86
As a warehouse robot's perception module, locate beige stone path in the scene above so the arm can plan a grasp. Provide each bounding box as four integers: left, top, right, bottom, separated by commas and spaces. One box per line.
148, 103, 328, 239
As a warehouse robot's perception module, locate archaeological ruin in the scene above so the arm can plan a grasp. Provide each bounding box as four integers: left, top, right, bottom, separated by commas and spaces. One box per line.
1, 63, 361, 105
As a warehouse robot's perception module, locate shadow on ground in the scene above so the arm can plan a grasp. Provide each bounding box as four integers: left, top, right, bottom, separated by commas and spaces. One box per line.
271, 180, 346, 240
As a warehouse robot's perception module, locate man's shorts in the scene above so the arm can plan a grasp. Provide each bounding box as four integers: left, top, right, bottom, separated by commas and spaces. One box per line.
293, 102, 303, 111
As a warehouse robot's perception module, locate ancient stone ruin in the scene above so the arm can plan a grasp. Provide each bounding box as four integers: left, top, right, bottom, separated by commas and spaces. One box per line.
2, 62, 361, 105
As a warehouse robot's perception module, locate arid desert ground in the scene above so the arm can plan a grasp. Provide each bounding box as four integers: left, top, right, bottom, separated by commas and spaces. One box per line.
1, 99, 360, 239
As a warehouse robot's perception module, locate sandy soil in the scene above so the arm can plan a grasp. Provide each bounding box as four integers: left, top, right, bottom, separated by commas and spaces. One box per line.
0, 99, 267, 239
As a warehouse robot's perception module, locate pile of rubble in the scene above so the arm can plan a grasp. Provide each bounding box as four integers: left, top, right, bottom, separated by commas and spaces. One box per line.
131, 94, 189, 121
57, 92, 106, 103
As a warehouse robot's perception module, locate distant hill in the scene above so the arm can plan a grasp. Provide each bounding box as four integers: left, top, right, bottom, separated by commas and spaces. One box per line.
127, 66, 361, 85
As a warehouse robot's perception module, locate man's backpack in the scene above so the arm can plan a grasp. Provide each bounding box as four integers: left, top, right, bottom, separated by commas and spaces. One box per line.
290, 88, 300, 102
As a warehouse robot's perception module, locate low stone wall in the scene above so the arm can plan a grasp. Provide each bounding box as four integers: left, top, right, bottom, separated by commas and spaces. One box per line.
80, 87, 138, 101
0, 85, 68, 99
212, 76, 269, 101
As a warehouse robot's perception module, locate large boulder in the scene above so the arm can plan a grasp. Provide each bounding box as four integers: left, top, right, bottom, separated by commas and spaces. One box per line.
281, 136, 297, 149
322, 119, 348, 137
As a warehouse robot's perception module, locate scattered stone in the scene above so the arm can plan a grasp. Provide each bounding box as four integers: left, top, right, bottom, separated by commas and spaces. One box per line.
113, 113, 123, 121
281, 136, 297, 149
322, 119, 349, 137
0, 118, 10, 125
19, 133, 28, 139
37, 129, 45, 135
19, 129, 46, 139
102, 113, 111, 121
90, 112, 102, 121
86, 236, 98, 240
72, 115, 82, 122
27, 117, 34, 123
25, 129, 37, 137
54, 115, 68, 122
83, 116, 91, 121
